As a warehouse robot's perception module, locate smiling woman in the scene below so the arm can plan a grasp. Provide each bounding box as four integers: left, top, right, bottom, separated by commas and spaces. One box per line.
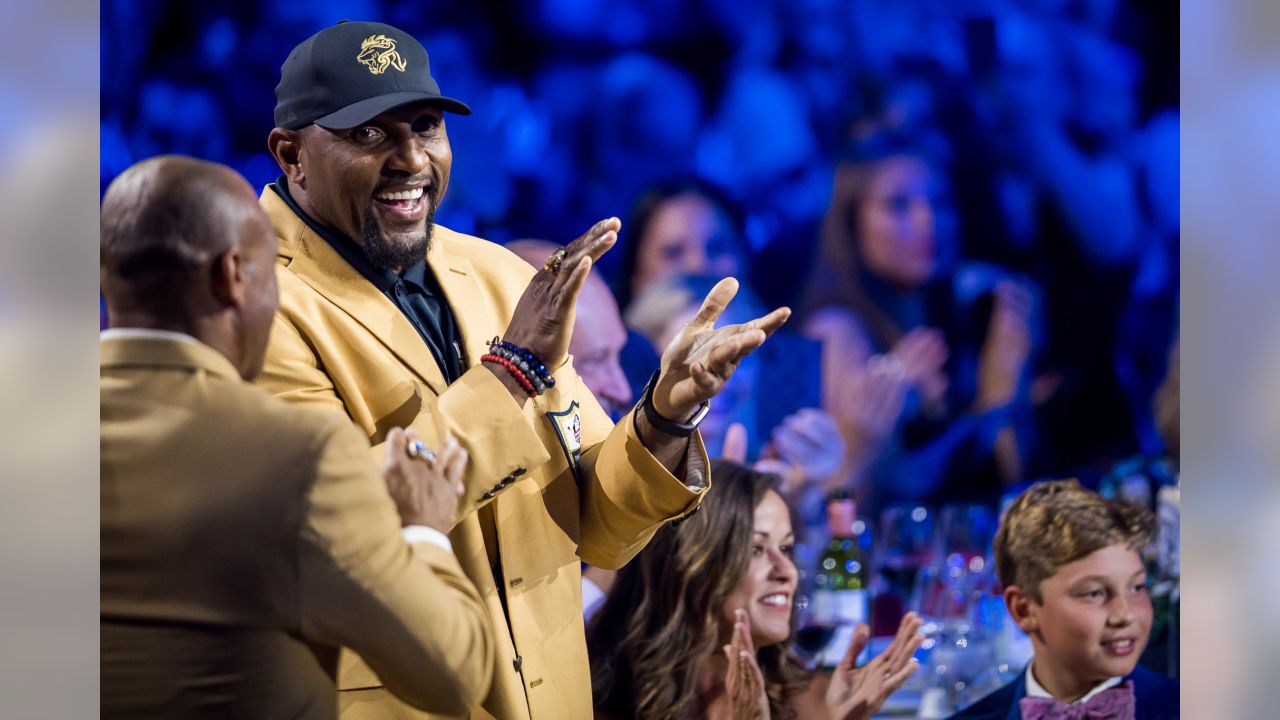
587, 459, 922, 720
721, 489, 799, 648
587, 459, 810, 720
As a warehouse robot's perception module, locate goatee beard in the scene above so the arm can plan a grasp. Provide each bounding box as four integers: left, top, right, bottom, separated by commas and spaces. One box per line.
361, 200, 436, 273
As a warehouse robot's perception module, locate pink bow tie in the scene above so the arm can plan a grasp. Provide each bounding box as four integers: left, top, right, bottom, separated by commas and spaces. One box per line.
1019, 681, 1135, 720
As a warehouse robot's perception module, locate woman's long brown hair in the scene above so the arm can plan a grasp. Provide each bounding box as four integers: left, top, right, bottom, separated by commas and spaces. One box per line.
587, 460, 810, 719
801, 134, 941, 350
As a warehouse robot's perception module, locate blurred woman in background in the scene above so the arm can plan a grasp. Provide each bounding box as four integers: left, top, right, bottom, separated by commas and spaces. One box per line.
801, 133, 1038, 514
615, 179, 753, 313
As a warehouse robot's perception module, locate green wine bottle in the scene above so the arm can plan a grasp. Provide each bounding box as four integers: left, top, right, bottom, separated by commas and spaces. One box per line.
811, 492, 869, 666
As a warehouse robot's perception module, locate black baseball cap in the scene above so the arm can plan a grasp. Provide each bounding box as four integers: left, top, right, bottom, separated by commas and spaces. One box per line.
274, 20, 471, 130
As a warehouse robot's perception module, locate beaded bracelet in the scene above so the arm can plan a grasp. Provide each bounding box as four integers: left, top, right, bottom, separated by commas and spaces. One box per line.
487, 345, 548, 395
481, 353, 539, 397
487, 344, 551, 392
488, 338, 556, 390
488, 340, 555, 389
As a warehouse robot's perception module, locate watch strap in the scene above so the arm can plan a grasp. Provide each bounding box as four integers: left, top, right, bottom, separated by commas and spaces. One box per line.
639, 370, 710, 437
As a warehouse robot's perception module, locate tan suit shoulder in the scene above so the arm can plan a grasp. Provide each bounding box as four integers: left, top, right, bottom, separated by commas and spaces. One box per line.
102, 336, 493, 717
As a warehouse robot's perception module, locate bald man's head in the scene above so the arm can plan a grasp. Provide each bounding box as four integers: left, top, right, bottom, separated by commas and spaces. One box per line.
101, 156, 279, 378
102, 156, 259, 307
506, 240, 633, 417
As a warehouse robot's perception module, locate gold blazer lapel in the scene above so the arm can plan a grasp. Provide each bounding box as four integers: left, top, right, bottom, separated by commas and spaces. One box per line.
263, 190, 448, 394
429, 231, 501, 370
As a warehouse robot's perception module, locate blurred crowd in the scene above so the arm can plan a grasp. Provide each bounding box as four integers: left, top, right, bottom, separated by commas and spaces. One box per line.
102, 0, 1178, 514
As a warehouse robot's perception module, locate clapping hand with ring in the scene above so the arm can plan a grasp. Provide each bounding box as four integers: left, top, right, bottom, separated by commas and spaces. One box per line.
497, 218, 620, 391
382, 427, 468, 532
542, 246, 567, 274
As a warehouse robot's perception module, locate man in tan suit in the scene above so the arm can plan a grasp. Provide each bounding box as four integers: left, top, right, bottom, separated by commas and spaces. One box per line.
101, 155, 494, 719
259, 21, 791, 719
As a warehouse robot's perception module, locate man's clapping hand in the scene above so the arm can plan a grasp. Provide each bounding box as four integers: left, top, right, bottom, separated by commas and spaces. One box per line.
500, 218, 620, 376
651, 278, 790, 422
382, 429, 467, 532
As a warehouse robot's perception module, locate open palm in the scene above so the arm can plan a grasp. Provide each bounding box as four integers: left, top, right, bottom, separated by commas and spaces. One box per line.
651, 278, 791, 419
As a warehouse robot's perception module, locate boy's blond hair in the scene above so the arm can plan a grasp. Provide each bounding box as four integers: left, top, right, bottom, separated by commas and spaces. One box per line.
995, 479, 1154, 601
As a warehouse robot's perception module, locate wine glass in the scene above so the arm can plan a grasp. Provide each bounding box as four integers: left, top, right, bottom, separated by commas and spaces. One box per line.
791, 597, 835, 670
913, 504, 1002, 712
936, 503, 997, 562
874, 504, 934, 635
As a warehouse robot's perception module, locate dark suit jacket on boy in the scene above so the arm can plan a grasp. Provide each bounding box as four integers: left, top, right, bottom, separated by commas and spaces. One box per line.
948, 663, 1179, 720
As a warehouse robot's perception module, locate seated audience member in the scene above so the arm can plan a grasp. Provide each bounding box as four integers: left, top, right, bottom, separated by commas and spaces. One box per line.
100, 156, 493, 718
614, 178, 752, 314
610, 179, 755, 401
588, 459, 923, 720
801, 133, 1038, 515
949, 479, 1178, 719
717, 419, 847, 607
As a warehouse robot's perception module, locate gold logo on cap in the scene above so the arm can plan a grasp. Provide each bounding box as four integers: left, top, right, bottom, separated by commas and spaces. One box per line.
357, 34, 407, 75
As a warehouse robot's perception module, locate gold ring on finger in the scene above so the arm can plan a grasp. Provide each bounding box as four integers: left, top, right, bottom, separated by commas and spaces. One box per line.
543, 246, 567, 274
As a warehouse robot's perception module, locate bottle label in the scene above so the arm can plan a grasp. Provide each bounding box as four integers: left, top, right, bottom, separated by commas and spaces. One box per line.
812, 589, 868, 666
812, 589, 868, 624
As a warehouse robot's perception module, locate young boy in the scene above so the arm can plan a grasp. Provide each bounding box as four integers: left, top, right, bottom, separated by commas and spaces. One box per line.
950, 480, 1179, 719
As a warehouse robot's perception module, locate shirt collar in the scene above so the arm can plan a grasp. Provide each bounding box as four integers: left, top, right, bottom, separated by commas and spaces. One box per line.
100, 328, 242, 381
1025, 659, 1123, 705
100, 328, 198, 345
400, 258, 429, 291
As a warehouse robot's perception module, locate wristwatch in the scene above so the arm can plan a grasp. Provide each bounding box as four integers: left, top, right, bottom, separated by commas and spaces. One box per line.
638, 370, 710, 437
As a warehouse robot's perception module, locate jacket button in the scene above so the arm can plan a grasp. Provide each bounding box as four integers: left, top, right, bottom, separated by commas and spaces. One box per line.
481, 490, 494, 500
512, 466, 527, 477
513, 655, 523, 673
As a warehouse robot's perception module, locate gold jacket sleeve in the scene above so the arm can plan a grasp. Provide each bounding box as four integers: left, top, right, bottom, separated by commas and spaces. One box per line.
297, 417, 495, 716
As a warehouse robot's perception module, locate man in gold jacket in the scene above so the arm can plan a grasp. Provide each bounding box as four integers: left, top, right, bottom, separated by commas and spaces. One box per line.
101, 156, 494, 719
257, 21, 791, 720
